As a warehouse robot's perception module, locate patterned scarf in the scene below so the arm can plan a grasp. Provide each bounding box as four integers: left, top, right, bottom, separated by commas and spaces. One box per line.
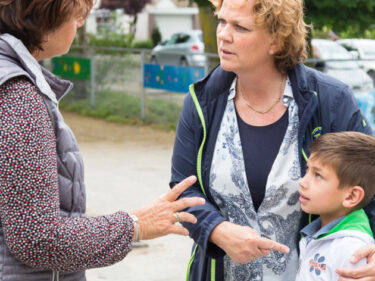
209, 77, 302, 281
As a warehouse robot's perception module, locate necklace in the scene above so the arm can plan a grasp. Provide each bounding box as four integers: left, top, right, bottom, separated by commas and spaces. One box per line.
238, 75, 285, 114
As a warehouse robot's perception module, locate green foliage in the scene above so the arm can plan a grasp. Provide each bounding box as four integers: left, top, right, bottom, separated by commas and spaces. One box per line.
338, 25, 375, 39
87, 33, 132, 48
59, 89, 182, 131
80, 10, 134, 48
132, 40, 154, 49
312, 24, 375, 41
311, 26, 333, 39
151, 26, 162, 46
305, 0, 375, 35
187, 0, 212, 7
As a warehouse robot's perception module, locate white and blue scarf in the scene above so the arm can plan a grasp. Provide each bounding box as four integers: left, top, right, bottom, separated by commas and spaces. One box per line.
209, 77, 302, 281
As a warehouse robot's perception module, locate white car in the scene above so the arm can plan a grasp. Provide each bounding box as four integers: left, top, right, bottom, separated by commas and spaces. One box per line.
311, 39, 374, 94
150, 30, 206, 67
336, 39, 375, 83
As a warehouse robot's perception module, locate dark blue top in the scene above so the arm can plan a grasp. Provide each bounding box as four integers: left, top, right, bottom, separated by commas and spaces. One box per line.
236, 109, 289, 211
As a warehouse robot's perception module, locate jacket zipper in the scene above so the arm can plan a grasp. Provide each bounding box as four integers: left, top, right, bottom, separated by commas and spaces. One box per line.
187, 84, 216, 281
52, 270, 60, 281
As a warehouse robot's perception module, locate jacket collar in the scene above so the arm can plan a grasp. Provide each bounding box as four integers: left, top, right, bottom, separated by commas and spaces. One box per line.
193, 63, 315, 105
0, 33, 72, 104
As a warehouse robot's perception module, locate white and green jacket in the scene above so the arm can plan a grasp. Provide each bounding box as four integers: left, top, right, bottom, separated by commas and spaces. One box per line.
296, 209, 374, 281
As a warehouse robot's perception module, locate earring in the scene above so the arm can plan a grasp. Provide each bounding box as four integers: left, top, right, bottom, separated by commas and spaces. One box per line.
269, 50, 274, 55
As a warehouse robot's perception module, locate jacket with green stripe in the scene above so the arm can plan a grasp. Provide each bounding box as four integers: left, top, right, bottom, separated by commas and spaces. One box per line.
170, 63, 374, 281
296, 209, 374, 280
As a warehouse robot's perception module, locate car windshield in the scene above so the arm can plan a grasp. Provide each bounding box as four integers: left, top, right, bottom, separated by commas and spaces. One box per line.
314, 43, 358, 69
358, 42, 375, 58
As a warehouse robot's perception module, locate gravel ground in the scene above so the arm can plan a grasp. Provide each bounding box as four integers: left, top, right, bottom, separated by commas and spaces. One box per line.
62, 110, 194, 281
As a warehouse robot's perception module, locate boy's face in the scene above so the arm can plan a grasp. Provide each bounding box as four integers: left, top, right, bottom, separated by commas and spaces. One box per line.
298, 156, 350, 225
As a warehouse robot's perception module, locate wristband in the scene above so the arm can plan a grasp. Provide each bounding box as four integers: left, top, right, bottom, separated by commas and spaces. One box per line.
130, 214, 140, 242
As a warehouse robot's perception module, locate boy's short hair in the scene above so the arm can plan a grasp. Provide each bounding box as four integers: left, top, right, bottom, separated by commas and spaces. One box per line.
309, 131, 375, 208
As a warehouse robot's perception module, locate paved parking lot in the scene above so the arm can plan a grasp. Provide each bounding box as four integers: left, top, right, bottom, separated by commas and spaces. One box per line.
62, 110, 194, 281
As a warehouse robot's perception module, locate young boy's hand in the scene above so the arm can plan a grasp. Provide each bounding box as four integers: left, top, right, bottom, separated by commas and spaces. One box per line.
336, 244, 375, 280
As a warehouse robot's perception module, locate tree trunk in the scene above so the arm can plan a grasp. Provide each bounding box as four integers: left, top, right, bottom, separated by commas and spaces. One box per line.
77, 23, 90, 53
74, 24, 90, 99
128, 15, 138, 45
198, 6, 219, 71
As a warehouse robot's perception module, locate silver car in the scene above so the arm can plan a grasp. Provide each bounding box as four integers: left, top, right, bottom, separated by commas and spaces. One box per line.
336, 39, 375, 82
311, 39, 373, 94
150, 30, 206, 67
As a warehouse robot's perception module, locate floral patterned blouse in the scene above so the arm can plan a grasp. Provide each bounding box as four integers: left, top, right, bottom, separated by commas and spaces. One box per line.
0, 77, 134, 271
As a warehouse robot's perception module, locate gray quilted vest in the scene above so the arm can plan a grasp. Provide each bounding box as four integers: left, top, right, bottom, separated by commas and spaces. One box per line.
0, 34, 86, 281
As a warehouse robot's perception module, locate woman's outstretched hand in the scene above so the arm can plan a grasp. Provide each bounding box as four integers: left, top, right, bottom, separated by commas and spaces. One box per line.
131, 176, 205, 240
210, 221, 290, 264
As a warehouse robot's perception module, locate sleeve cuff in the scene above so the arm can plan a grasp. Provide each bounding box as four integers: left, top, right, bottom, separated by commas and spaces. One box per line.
195, 214, 227, 258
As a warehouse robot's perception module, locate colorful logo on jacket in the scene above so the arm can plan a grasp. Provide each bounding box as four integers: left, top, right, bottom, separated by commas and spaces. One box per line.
309, 253, 327, 276
312, 126, 322, 140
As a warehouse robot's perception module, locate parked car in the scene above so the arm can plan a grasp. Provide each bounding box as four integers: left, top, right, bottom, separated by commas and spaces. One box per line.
311, 39, 373, 94
150, 30, 206, 67
336, 39, 375, 83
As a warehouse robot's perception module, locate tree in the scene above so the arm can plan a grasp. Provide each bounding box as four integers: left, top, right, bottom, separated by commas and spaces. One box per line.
100, 0, 152, 42
304, 0, 375, 35
187, 0, 375, 60
151, 26, 162, 46
187, 0, 218, 55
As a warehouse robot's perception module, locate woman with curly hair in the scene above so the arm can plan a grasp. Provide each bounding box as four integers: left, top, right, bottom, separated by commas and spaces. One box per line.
170, 0, 375, 280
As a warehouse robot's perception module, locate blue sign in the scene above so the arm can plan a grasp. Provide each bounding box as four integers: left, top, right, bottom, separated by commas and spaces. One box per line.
354, 91, 375, 132
143, 64, 205, 93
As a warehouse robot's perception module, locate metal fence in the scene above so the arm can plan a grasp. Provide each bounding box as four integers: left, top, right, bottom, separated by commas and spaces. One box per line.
43, 46, 375, 130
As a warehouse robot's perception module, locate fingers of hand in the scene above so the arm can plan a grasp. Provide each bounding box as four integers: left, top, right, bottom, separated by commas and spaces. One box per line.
235, 247, 264, 264
168, 225, 189, 236
172, 196, 205, 211
257, 238, 290, 254
174, 212, 197, 224
336, 264, 375, 279
165, 176, 197, 201
350, 244, 375, 264
261, 248, 271, 256
338, 276, 375, 281
338, 277, 375, 281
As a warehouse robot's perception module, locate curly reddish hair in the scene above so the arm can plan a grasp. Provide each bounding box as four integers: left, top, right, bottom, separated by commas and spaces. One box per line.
0, 0, 93, 53
210, 0, 309, 73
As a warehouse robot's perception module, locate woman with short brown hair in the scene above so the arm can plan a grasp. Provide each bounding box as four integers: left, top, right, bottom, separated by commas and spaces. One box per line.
0, 1, 204, 281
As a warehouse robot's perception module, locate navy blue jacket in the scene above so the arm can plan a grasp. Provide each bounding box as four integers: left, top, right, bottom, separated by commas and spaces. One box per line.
170, 64, 374, 281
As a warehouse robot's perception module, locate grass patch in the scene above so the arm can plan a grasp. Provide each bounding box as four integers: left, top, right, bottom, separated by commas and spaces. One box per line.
59, 89, 182, 131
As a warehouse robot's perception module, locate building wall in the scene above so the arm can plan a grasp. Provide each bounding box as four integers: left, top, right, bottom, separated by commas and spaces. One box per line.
134, 12, 150, 41
86, 0, 200, 42
154, 14, 194, 40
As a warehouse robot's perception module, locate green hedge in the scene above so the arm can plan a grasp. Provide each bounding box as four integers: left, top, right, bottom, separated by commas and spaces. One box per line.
60, 89, 182, 131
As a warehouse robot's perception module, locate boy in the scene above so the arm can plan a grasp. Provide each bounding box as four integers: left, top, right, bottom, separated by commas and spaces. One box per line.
296, 131, 375, 280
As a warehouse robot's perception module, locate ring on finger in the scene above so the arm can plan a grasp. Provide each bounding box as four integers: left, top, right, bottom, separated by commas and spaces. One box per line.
173, 212, 181, 223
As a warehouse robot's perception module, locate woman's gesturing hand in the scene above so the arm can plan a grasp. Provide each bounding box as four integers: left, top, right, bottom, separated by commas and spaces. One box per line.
336, 244, 375, 281
131, 176, 205, 240
210, 221, 290, 264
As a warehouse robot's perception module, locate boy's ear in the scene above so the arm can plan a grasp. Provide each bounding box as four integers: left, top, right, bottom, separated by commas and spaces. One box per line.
342, 186, 365, 208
